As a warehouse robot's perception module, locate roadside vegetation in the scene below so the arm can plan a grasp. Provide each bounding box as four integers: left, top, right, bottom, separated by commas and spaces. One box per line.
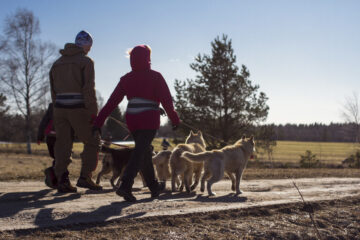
1, 139, 359, 181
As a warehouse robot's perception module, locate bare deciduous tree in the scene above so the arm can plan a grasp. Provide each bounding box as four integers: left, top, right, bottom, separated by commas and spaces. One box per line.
342, 92, 360, 143
0, 9, 57, 153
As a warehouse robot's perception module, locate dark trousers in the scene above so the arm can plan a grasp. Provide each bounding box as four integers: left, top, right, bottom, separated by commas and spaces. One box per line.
121, 129, 158, 192
46, 136, 56, 167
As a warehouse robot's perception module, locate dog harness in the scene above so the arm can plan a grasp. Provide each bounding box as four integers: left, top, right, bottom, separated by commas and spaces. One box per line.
126, 97, 159, 114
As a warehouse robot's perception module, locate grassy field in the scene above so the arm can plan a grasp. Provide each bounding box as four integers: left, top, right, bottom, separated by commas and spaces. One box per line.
1, 139, 359, 165
268, 141, 360, 165
0, 139, 360, 181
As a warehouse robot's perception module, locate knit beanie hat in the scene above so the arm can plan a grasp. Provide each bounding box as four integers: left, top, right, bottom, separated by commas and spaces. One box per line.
75, 30, 93, 47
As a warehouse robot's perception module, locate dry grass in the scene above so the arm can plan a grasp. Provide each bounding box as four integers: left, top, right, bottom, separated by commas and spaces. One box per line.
1, 152, 359, 181
1, 195, 359, 240
0, 153, 107, 181
243, 167, 360, 180
0, 139, 359, 181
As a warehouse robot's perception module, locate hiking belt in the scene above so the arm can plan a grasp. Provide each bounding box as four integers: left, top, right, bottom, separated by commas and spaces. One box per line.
55, 93, 85, 108
126, 98, 159, 114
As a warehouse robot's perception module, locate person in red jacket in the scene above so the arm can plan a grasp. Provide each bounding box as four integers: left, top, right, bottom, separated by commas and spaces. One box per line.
37, 103, 74, 189
93, 45, 180, 202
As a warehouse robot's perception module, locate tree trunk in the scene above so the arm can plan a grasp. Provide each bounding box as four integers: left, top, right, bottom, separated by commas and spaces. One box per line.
26, 94, 32, 154
26, 128, 32, 154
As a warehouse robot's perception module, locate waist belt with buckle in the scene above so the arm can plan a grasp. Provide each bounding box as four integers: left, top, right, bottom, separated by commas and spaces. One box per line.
126, 98, 159, 114
55, 93, 85, 108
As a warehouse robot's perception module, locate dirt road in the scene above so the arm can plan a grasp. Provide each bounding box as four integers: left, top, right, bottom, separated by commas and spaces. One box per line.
0, 178, 359, 232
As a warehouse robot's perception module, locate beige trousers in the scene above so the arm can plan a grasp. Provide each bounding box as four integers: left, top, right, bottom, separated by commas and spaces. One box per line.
53, 108, 101, 180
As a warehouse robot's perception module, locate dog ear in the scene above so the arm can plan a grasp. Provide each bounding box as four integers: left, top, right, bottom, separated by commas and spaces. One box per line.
242, 135, 246, 139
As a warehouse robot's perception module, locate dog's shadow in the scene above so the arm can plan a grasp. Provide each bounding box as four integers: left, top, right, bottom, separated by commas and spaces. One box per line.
156, 190, 247, 203
193, 193, 247, 203
84, 188, 115, 194
158, 190, 197, 200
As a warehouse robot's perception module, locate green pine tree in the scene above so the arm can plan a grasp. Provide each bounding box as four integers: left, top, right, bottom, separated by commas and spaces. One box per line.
174, 34, 269, 147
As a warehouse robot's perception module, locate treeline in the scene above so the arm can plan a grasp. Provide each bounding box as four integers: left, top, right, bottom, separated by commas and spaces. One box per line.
0, 107, 45, 142
157, 122, 359, 143
272, 123, 358, 142
0, 106, 357, 144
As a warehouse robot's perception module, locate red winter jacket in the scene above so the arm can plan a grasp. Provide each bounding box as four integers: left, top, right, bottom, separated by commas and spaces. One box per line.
93, 45, 180, 132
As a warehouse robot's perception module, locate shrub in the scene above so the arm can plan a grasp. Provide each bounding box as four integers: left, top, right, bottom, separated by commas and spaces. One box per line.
299, 150, 320, 168
342, 150, 360, 168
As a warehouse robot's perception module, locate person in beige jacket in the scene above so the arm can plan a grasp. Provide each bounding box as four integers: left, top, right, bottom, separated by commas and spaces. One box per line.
49, 30, 102, 193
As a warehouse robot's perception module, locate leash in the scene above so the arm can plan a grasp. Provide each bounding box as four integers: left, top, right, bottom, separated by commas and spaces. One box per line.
108, 116, 131, 141
99, 116, 131, 146
108, 116, 130, 133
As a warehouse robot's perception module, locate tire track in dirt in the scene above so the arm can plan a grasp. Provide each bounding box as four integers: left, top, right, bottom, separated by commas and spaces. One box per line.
0, 178, 359, 231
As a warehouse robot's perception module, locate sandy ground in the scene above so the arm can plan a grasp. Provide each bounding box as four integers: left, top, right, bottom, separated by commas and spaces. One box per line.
0, 177, 359, 233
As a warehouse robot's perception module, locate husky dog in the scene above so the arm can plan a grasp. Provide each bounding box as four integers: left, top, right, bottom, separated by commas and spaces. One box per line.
152, 150, 180, 188
181, 136, 255, 196
96, 145, 133, 189
170, 131, 206, 193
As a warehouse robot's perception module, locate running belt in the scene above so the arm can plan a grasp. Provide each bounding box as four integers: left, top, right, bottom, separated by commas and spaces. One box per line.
55, 93, 85, 108
126, 98, 159, 114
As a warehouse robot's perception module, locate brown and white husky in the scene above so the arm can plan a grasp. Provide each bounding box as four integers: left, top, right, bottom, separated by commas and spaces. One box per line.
182, 136, 255, 196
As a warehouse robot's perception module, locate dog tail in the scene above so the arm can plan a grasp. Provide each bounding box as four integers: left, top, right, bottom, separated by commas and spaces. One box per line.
181, 151, 213, 163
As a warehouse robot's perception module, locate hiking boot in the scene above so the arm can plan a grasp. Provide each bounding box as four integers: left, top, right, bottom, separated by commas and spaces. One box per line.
116, 187, 136, 202
57, 173, 77, 193
151, 181, 166, 198
76, 176, 103, 191
44, 167, 57, 189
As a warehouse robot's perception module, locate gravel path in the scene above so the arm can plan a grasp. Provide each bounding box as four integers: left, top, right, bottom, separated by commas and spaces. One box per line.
0, 177, 359, 231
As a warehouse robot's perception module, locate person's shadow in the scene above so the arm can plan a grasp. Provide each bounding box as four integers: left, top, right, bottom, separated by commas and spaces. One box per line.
32, 199, 148, 231
0, 189, 81, 219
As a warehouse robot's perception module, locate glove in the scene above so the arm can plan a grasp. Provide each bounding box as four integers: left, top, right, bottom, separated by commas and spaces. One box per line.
92, 126, 101, 137
37, 133, 44, 143
90, 114, 96, 124
172, 124, 178, 131
159, 107, 166, 116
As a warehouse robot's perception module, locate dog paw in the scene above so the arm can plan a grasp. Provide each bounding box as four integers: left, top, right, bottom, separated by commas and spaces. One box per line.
209, 192, 216, 197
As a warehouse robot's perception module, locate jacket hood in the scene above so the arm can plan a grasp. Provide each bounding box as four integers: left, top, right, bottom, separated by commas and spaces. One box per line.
130, 45, 151, 71
59, 43, 85, 56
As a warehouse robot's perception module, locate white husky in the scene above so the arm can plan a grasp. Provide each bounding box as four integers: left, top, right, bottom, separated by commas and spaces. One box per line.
181, 136, 255, 196
170, 131, 206, 193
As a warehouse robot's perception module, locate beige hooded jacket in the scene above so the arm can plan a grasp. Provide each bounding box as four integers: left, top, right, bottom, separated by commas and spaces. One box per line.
50, 43, 98, 115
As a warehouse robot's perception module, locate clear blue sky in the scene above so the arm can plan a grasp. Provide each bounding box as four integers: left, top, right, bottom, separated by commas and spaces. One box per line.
1, 0, 359, 124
